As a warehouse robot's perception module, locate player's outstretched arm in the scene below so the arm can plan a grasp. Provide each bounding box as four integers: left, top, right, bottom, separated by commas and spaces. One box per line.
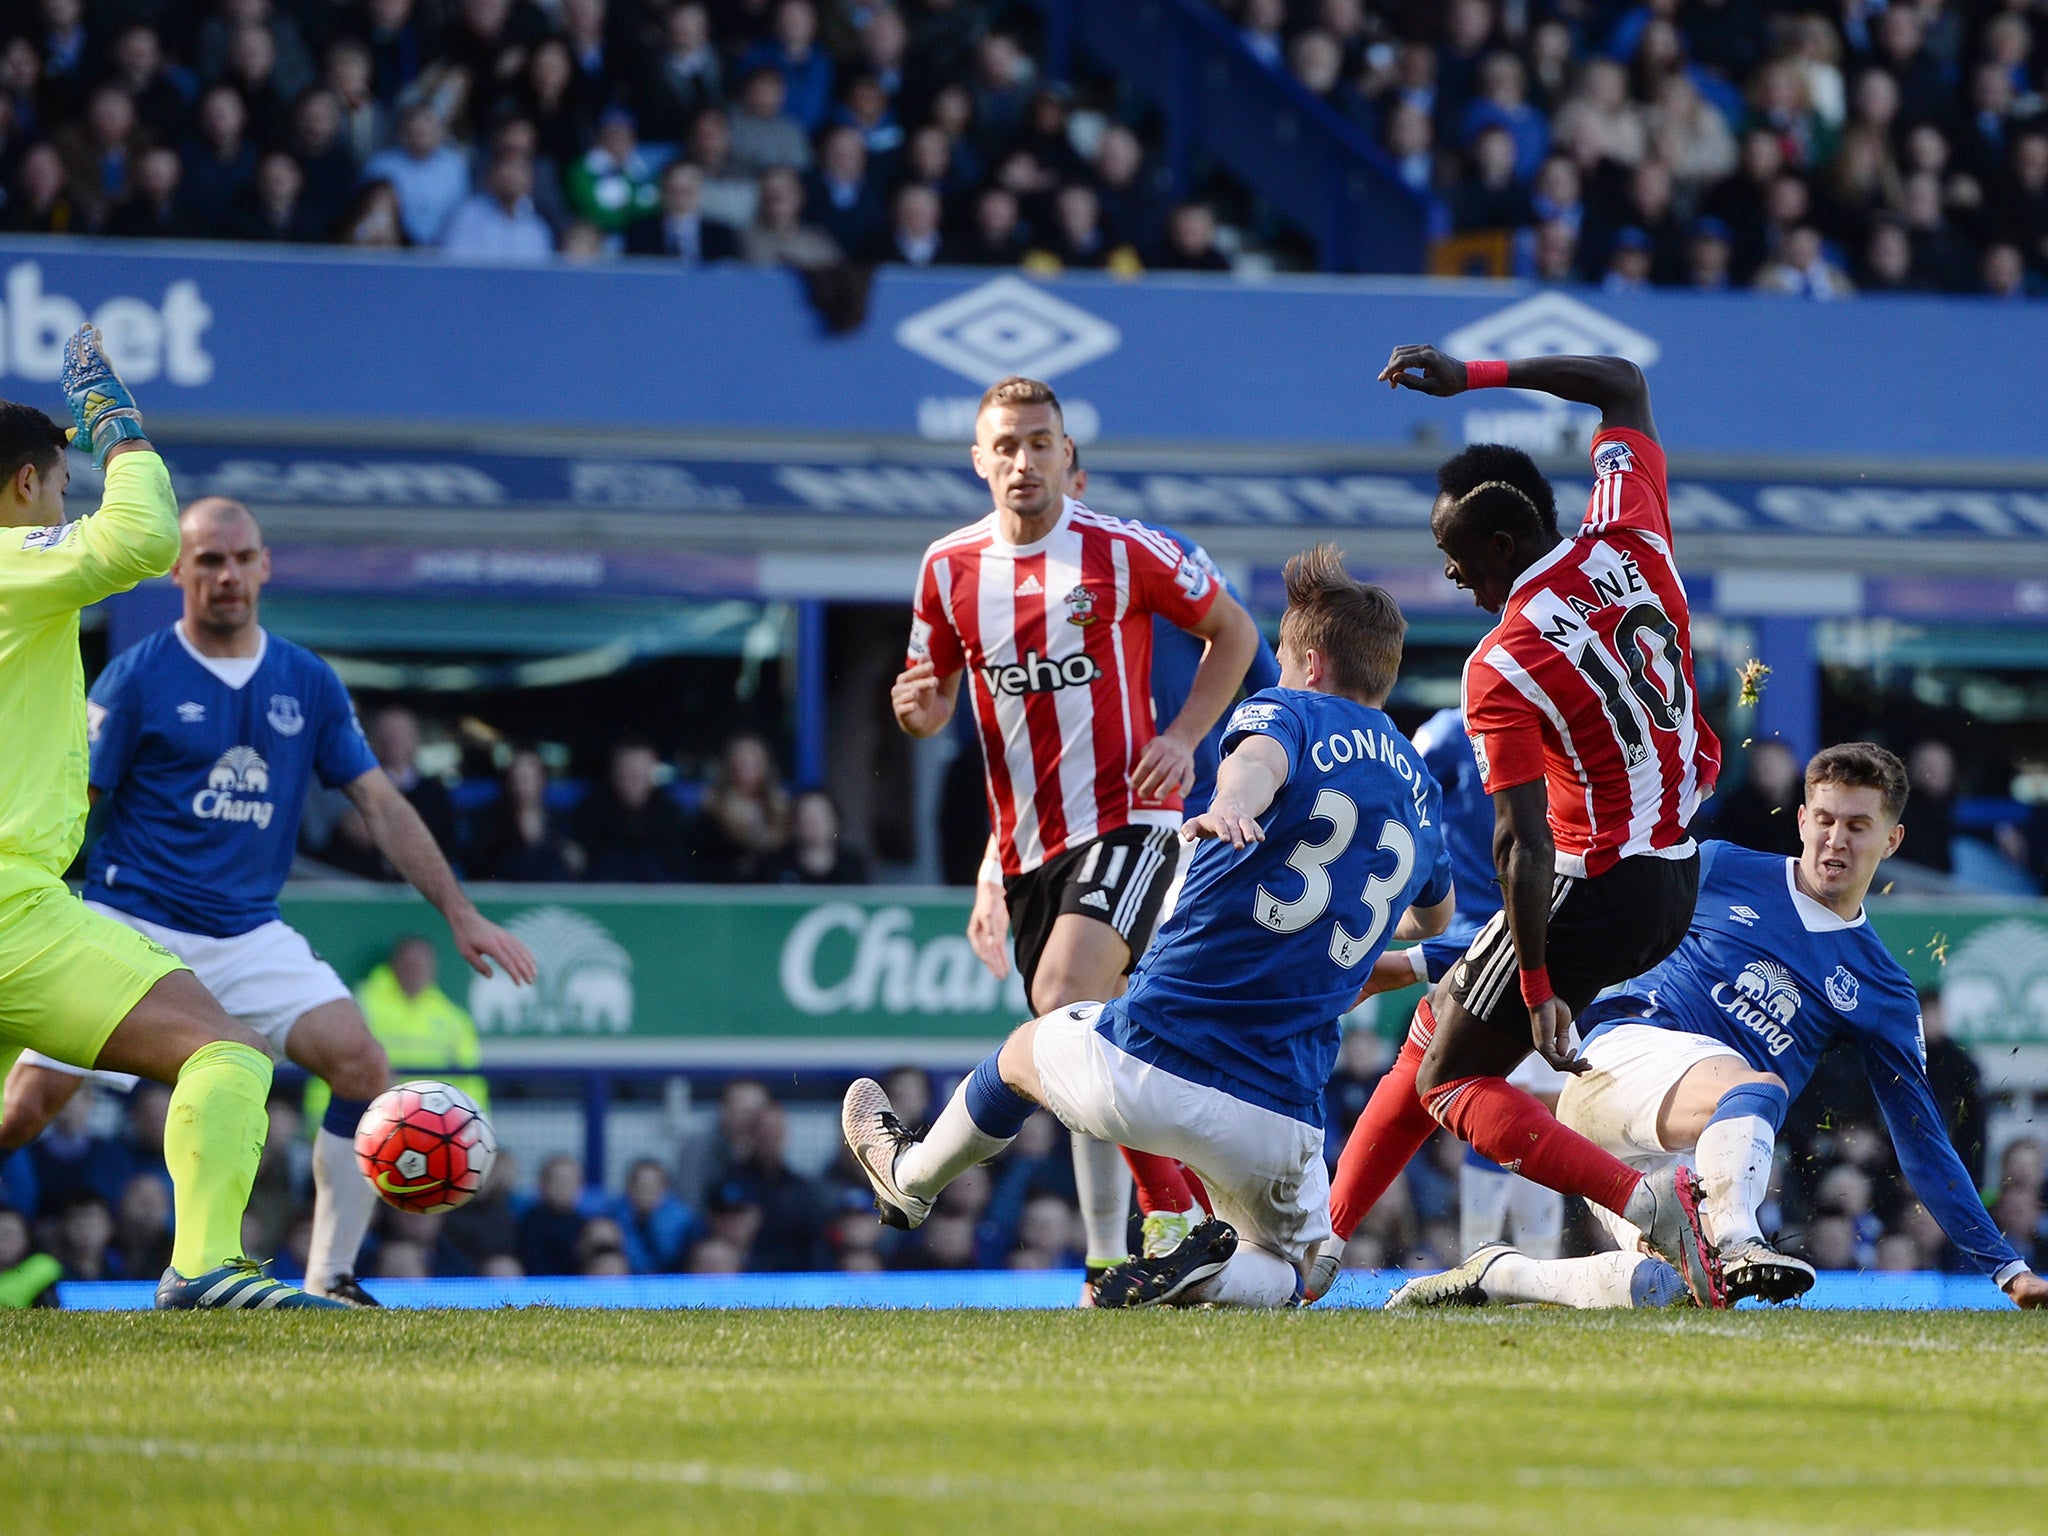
1491, 778, 1584, 1074
342, 768, 538, 985
1134, 589, 1260, 801
891, 660, 961, 739
1378, 345, 1657, 441
1183, 734, 1286, 849
1864, 1035, 2044, 1307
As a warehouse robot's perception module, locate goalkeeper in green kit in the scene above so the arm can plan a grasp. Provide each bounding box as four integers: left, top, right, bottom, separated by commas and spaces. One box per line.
0, 325, 345, 1309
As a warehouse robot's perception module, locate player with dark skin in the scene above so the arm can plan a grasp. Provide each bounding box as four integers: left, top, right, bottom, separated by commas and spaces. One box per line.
1377, 344, 1656, 1091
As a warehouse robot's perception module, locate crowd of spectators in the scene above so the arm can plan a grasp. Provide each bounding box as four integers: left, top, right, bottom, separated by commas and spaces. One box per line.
1233, 0, 2048, 296
4, 987, 2040, 1296
3, 0, 2041, 288
0, 0, 1243, 273
302, 705, 869, 885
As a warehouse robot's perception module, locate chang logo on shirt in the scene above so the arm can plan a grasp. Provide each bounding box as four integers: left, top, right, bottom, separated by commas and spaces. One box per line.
192, 746, 275, 829
979, 649, 1102, 697
266, 695, 305, 736
1711, 959, 1800, 1056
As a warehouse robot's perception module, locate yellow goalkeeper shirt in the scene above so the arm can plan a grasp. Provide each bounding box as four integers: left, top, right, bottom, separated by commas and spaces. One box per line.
0, 450, 179, 891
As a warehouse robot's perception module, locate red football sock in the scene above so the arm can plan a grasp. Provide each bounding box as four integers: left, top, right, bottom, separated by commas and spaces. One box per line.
1123, 1147, 1195, 1215
1179, 1166, 1213, 1217
1421, 1075, 1643, 1215
1328, 1025, 1439, 1242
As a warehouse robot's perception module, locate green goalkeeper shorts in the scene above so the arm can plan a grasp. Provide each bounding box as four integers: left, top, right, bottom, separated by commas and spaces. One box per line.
0, 865, 185, 1070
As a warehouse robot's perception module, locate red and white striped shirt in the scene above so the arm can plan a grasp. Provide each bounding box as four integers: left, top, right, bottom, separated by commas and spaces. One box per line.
1461, 428, 1722, 880
911, 497, 1219, 875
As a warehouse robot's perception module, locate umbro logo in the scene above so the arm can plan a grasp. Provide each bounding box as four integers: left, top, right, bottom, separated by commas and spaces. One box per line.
1016, 574, 1043, 596
1728, 905, 1760, 927
177, 701, 206, 722
895, 276, 1122, 385
1443, 292, 1661, 370
1079, 890, 1110, 910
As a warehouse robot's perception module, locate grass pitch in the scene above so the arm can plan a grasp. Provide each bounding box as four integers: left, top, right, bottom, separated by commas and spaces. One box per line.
4, 1308, 2044, 1536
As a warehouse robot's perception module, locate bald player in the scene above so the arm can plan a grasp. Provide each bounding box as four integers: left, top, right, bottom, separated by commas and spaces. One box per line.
1, 498, 535, 1304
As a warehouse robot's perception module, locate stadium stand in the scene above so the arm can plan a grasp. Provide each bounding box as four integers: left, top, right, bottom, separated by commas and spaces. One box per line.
0, 0, 2034, 290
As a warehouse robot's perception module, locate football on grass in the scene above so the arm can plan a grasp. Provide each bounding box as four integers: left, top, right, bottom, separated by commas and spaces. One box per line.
354, 1080, 498, 1213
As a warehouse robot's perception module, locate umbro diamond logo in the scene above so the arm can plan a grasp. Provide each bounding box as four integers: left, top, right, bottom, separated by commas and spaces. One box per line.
1016, 574, 1043, 595
177, 701, 206, 722
1443, 292, 1661, 370
1728, 905, 1760, 927
895, 276, 1122, 385
1079, 890, 1110, 910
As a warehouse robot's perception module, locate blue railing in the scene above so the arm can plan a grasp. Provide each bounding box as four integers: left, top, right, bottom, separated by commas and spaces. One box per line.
1031, 0, 1447, 272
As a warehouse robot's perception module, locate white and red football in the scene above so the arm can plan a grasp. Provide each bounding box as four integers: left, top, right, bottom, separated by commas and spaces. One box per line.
354, 1080, 498, 1214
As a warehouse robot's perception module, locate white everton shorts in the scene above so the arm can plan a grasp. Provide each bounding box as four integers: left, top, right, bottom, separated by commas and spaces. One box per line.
1555, 1022, 1748, 1162
18, 905, 352, 1085
1032, 1001, 1332, 1263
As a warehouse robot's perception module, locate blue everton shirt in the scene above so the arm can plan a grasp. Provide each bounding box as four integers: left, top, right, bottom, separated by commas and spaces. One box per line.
85, 626, 379, 938
1414, 707, 1497, 931
1146, 528, 1281, 816
1103, 687, 1453, 1125
1582, 840, 2024, 1280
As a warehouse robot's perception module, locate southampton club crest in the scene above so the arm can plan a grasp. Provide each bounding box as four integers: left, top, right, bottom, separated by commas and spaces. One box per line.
1063, 585, 1100, 627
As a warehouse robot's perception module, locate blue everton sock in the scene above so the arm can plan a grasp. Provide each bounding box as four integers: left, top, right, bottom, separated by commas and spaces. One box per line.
963, 1053, 1034, 1139
1707, 1080, 1788, 1133
323, 1095, 374, 1140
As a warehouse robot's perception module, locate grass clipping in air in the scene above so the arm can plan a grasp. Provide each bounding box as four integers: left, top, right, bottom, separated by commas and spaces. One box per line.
4, 1309, 2047, 1535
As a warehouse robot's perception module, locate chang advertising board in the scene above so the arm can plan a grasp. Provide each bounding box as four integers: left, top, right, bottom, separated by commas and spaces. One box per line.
278, 887, 1029, 1057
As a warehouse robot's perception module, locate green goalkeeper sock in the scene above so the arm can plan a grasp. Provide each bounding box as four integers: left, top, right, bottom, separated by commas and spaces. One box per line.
165, 1040, 272, 1276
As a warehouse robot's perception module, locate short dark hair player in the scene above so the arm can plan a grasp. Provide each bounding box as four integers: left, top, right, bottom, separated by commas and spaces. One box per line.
1314, 346, 1727, 1305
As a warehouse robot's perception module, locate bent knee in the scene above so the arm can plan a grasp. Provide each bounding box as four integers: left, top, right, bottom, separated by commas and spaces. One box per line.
323, 1035, 391, 1102
997, 1019, 1042, 1101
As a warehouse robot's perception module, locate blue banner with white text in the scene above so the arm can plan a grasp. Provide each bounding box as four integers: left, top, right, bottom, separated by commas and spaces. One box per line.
5, 239, 2047, 460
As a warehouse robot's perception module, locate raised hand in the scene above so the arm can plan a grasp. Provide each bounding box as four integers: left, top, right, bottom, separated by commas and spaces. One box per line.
1377, 344, 1469, 398
59, 325, 146, 467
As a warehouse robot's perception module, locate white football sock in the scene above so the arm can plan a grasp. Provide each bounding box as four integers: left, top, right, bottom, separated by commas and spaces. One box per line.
1459, 1160, 1513, 1256
1482, 1250, 1647, 1310
307, 1126, 378, 1290
1071, 1133, 1133, 1265
1187, 1244, 1298, 1308
1507, 1176, 1565, 1260
893, 1081, 1015, 1200
1695, 1115, 1773, 1247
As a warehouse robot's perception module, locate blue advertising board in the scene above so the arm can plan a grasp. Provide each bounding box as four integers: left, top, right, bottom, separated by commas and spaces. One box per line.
5, 239, 2047, 461
100, 439, 2048, 544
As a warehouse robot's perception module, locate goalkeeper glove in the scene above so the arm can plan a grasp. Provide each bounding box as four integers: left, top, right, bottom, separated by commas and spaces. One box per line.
59, 324, 147, 468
